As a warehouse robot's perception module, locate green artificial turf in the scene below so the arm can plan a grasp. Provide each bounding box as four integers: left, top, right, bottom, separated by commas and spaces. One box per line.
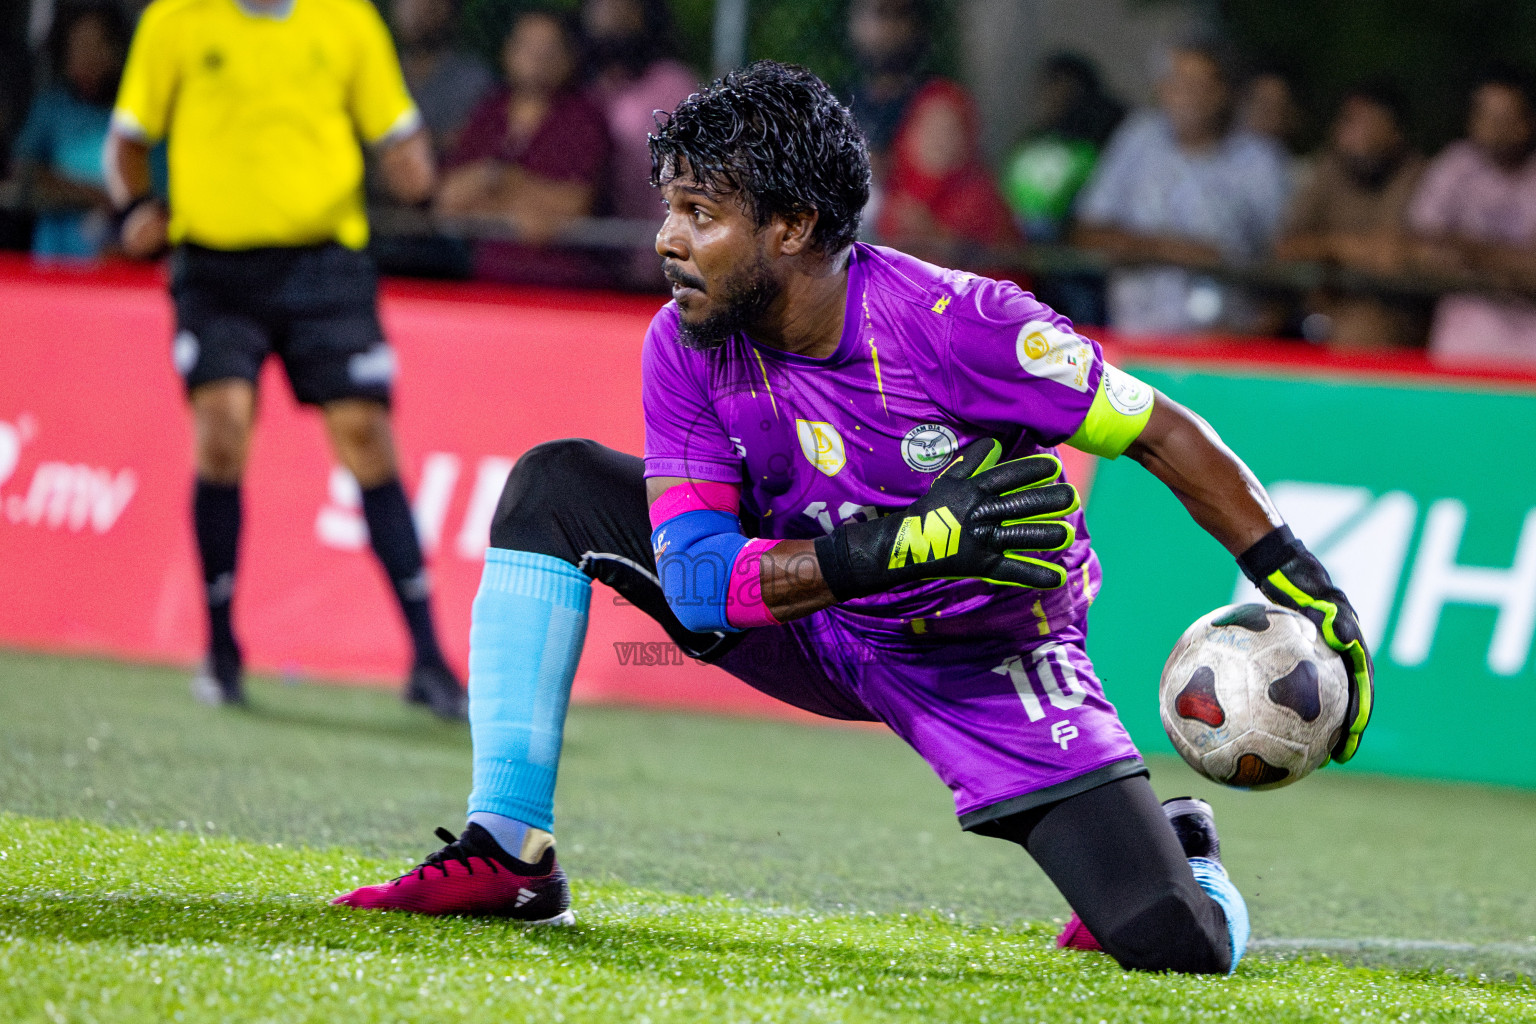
1, 648, 1534, 1022
3, 814, 1534, 1024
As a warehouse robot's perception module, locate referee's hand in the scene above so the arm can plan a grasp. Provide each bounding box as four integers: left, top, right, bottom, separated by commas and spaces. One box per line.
121, 201, 170, 260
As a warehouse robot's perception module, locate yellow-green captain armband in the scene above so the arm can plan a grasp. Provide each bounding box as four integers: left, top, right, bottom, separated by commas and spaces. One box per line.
1065, 363, 1156, 458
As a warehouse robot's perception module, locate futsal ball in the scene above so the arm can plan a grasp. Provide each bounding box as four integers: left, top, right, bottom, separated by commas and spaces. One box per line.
1160, 603, 1350, 789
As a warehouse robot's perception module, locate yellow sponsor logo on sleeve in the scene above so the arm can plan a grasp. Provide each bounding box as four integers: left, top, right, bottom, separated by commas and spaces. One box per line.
1015, 321, 1092, 392
1021, 330, 1052, 361
887, 507, 962, 569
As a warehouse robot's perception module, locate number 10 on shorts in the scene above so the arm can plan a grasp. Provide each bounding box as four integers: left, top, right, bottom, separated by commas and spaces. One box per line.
992, 642, 1087, 725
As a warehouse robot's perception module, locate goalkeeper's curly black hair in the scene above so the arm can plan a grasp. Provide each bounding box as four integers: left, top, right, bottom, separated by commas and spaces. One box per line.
648, 60, 872, 256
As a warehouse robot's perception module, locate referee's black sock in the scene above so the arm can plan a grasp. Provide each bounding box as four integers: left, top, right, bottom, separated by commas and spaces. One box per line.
360, 478, 446, 670
193, 478, 242, 681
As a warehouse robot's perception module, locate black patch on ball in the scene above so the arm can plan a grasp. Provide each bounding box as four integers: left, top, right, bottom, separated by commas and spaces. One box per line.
1211, 604, 1272, 632
1175, 666, 1225, 727
1267, 659, 1322, 722
1230, 752, 1290, 788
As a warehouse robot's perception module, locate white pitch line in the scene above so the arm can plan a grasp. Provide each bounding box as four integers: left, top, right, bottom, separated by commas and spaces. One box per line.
1252, 938, 1536, 956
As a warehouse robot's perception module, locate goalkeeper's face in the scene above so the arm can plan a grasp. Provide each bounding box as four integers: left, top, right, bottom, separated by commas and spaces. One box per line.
656, 173, 783, 351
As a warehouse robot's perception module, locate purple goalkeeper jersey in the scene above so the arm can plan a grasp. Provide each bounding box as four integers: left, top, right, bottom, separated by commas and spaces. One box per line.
642, 242, 1104, 645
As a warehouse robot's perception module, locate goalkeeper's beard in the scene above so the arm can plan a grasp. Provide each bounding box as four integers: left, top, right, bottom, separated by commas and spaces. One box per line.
670, 253, 781, 351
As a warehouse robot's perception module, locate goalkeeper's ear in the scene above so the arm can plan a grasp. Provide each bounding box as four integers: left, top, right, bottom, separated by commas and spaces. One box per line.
1066, 364, 1157, 459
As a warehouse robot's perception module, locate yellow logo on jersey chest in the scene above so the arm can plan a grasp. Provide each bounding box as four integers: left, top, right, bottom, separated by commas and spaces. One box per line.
795, 420, 847, 476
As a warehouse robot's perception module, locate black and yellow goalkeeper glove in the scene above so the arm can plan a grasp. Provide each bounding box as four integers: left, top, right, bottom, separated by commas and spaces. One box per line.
1239, 526, 1375, 764
814, 438, 1080, 601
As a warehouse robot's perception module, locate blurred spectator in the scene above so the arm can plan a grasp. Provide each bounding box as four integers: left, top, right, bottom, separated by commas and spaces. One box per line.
1278, 83, 1428, 348
1409, 70, 1536, 363
371, 0, 490, 277
1240, 69, 1306, 150
876, 80, 1021, 253
0, 33, 28, 161
845, 0, 934, 192
6, 3, 128, 259
438, 8, 611, 285
1240, 67, 1312, 195
1002, 52, 1124, 242
391, 0, 495, 158
582, 0, 695, 222
1074, 41, 1291, 336
0, 34, 33, 253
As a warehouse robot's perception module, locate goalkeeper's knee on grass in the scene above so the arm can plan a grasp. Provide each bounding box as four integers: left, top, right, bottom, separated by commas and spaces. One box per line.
1098, 884, 1239, 974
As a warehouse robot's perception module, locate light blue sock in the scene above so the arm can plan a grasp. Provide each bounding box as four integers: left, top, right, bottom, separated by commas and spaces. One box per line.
466, 548, 591, 833
1189, 856, 1249, 973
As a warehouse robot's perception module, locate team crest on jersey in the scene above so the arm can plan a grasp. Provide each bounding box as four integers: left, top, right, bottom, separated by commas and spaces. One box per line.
795, 420, 846, 477
1016, 321, 1092, 392
1103, 364, 1154, 416
901, 423, 958, 472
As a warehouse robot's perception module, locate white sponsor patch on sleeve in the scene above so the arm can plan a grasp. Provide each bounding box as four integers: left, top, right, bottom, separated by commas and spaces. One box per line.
1015, 321, 1093, 392
1103, 363, 1154, 416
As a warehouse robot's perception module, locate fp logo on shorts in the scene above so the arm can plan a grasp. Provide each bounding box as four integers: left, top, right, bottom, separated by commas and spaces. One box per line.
1050, 720, 1078, 750
901, 423, 958, 473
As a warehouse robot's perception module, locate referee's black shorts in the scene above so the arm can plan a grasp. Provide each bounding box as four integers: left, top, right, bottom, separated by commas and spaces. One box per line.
169, 242, 394, 406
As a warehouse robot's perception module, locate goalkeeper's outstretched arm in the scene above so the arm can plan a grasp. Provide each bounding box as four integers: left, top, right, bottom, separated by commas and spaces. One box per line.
1121, 393, 1284, 555
1124, 391, 1375, 763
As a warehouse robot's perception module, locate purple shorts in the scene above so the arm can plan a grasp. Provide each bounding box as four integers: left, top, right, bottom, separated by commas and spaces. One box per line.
714, 608, 1145, 828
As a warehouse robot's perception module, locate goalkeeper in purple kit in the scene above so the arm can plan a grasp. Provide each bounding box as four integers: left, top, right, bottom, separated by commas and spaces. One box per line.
334, 62, 1374, 975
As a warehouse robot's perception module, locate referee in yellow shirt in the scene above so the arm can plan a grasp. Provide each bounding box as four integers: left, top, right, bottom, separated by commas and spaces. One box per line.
104, 0, 465, 718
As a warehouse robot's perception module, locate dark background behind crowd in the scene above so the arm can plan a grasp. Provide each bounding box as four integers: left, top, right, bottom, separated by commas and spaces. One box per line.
9, 0, 1536, 362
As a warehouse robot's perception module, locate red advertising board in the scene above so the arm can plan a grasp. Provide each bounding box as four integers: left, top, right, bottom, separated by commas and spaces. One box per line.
0, 257, 817, 718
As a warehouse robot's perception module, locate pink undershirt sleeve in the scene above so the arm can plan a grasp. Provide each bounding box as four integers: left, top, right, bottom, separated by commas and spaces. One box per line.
726, 538, 782, 628
647, 480, 742, 527
649, 481, 782, 629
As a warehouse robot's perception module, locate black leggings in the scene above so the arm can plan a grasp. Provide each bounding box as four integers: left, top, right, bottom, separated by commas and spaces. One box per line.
491, 438, 1232, 974
978, 775, 1232, 973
